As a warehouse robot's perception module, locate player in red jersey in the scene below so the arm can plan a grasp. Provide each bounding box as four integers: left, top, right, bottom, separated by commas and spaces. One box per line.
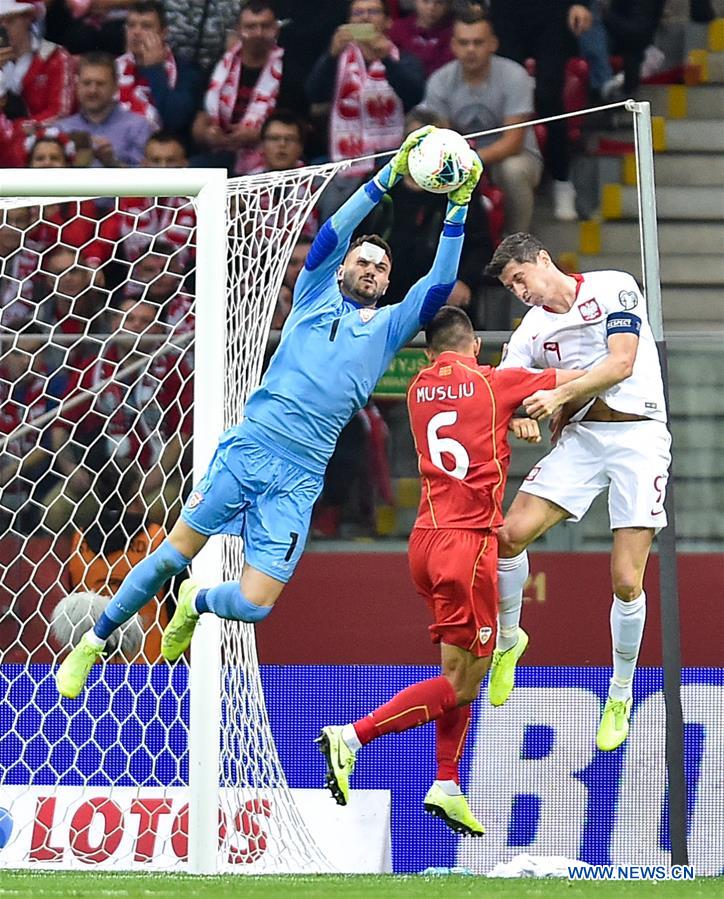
318, 307, 583, 834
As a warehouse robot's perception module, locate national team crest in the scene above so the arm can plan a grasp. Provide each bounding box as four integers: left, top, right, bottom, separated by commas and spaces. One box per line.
479, 627, 493, 645
618, 290, 639, 310
358, 308, 378, 324
186, 490, 204, 509
578, 298, 602, 321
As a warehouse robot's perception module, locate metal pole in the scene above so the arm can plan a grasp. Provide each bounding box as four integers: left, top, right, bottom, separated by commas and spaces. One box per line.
631, 100, 688, 866
187, 171, 227, 875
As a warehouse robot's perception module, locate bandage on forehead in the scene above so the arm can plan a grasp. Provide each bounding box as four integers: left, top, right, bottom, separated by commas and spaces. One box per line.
357, 241, 386, 264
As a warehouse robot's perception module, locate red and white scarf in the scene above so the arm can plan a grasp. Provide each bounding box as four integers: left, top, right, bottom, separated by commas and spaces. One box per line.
116, 49, 178, 128
330, 42, 405, 177
205, 43, 284, 174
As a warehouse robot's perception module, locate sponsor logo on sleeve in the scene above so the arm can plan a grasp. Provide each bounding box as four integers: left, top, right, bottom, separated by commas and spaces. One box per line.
618, 290, 639, 310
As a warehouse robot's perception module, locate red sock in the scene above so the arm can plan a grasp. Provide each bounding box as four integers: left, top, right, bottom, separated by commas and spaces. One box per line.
353, 676, 458, 746
435, 703, 471, 784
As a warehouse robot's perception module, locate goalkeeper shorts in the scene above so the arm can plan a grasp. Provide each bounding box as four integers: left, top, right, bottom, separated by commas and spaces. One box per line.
181, 433, 323, 582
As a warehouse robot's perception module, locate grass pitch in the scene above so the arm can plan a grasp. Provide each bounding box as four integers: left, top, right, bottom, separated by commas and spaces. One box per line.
0, 872, 720, 898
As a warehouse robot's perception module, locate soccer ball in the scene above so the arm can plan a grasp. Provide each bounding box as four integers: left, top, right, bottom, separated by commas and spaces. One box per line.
408, 128, 476, 194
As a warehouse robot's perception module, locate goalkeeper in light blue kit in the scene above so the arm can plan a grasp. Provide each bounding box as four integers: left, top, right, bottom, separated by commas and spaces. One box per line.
56, 127, 482, 698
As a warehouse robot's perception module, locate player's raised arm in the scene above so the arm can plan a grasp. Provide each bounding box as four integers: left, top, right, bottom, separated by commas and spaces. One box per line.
387, 155, 483, 349
294, 126, 434, 305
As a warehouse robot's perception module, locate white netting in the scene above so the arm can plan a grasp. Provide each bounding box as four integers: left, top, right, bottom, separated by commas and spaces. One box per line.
0, 163, 342, 872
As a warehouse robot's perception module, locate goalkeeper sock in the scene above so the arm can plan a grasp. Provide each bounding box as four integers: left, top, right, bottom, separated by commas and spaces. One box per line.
496, 551, 528, 652
435, 702, 471, 784
609, 591, 646, 701
195, 581, 272, 623
94, 540, 191, 639
353, 676, 457, 746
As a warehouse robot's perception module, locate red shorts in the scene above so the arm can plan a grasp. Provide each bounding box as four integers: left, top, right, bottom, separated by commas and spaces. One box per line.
408, 527, 498, 658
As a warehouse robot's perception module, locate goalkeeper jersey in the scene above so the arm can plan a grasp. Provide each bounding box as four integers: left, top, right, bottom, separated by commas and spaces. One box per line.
239, 180, 465, 475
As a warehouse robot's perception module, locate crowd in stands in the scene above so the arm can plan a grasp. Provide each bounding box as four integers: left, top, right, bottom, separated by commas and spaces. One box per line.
0, 0, 715, 555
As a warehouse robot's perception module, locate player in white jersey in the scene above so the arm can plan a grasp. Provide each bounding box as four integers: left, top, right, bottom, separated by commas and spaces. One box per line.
484, 233, 671, 751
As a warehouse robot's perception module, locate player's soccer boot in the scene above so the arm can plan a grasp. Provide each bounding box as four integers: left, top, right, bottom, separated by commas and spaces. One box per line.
316, 725, 356, 807
488, 627, 529, 707
596, 697, 632, 751
423, 784, 485, 837
161, 580, 201, 662
55, 633, 105, 699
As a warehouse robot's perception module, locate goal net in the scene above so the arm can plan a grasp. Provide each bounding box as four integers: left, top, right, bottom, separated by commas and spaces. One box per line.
0, 164, 342, 872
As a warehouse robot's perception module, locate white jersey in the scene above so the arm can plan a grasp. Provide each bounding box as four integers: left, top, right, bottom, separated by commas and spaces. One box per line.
500, 270, 667, 423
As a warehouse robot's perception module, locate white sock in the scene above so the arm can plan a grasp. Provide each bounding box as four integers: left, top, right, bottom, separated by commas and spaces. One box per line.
609, 591, 646, 701
85, 629, 106, 648
496, 551, 529, 651
434, 779, 462, 796
341, 724, 362, 752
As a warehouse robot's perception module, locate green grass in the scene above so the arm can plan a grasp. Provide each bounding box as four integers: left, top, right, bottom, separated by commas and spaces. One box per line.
0, 873, 720, 899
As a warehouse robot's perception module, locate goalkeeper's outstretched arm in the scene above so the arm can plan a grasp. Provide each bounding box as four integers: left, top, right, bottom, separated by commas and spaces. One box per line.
387, 156, 484, 350
294, 127, 435, 306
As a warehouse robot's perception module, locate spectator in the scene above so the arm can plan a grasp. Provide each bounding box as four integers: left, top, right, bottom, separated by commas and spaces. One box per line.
37, 244, 109, 338
191, 0, 308, 175
252, 110, 307, 173
164, 0, 242, 74
389, 0, 454, 76
358, 106, 493, 317
44, 0, 128, 56
57, 51, 155, 167
0, 1, 74, 137
306, 0, 425, 171
65, 465, 172, 663
116, 1, 204, 139
0, 69, 26, 166
116, 132, 196, 270
43, 296, 193, 532
0, 335, 69, 531
0, 204, 41, 329
283, 234, 312, 294
488, 0, 592, 221
24, 130, 121, 282
422, 9, 543, 235
579, 0, 665, 98
248, 111, 319, 238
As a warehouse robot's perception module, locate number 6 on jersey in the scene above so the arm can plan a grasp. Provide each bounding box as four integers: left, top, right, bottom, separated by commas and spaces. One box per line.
427, 411, 470, 480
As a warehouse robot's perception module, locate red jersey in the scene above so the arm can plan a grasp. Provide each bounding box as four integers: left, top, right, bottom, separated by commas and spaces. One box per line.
407, 351, 557, 530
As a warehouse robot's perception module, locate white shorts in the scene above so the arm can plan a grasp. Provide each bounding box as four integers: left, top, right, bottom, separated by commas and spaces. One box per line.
520, 420, 672, 530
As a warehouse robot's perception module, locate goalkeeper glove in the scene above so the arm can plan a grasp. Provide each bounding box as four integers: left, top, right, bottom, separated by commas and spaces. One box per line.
375, 125, 436, 192
445, 155, 483, 224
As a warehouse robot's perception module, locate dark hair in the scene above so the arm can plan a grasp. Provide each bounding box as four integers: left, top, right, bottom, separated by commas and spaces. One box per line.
485, 232, 547, 278
129, 1, 166, 28
346, 234, 392, 266
78, 51, 118, 80
405, 105, 445, 130
453, 3, 493, 28
425, 305, 475, 353
349, 0, 391, 15
260, 110, 306, 142
241, 0, 277, 17
145, 129, 187, 151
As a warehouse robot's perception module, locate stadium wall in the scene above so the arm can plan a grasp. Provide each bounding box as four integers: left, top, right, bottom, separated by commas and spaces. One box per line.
255, 551, 723, 667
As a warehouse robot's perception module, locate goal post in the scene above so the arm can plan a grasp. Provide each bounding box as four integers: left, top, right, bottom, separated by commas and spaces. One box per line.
0, 162, 343, 873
